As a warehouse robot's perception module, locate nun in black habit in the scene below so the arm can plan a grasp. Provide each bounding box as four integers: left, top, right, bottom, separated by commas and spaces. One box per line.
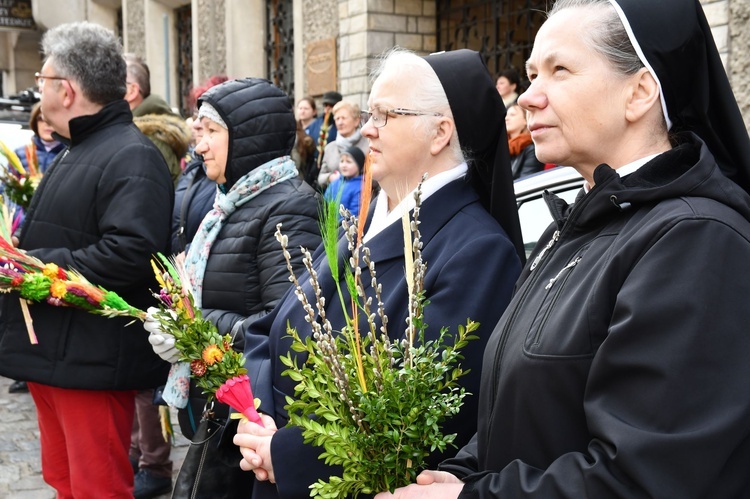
231, 48, 524, 498
377, 0, 750, 498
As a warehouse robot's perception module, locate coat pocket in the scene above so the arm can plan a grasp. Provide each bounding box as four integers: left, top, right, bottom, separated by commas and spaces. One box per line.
523, 250, 595, 358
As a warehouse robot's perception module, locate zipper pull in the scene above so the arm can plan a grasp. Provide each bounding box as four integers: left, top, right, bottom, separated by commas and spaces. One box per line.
530, 230, 560, 272
545, 256, 582, 290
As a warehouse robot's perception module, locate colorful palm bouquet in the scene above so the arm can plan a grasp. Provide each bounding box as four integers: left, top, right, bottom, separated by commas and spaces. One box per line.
0, 140, 42, 210
0, 203, 147, 344
149, 253, 263, 425
276, 174, 477, 498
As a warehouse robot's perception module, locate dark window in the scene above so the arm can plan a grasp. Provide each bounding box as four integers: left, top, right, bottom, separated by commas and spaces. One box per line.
436, 0, 547, 85
266, 0, 294, 96
176, 5, 193, 118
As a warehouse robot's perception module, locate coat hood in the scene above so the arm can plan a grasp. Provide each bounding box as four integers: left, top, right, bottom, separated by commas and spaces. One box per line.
134, 113, 191, 159
198, 78, 296, 190
132, 93, 174, 117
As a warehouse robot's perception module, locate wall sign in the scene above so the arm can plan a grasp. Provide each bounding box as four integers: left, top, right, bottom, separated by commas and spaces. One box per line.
0, 0, 35, 30
306, 38, 337, 97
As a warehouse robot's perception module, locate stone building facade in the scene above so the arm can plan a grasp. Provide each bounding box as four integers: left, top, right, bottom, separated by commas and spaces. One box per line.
0, 0, 749, 131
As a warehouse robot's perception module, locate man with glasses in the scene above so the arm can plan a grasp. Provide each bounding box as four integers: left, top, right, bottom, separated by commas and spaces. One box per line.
0, 21, 173, 499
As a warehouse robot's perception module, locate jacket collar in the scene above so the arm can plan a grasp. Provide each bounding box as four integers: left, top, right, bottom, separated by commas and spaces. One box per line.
314, 178, 480, 302
63, 100, 133, 148
32, 134, 65, 154
545, 133, 750, 230
362, 178, 478, 264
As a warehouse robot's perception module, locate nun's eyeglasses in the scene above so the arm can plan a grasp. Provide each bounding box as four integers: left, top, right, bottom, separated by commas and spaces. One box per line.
360, 107, 443, 128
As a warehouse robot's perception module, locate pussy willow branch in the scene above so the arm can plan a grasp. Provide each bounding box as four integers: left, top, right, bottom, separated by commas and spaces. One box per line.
404, 175, 427, 365
274, 224, 358, 424
342, 209, 368, 393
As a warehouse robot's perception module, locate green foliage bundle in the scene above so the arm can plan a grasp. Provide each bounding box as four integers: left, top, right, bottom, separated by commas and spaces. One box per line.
274, 178, 477, 498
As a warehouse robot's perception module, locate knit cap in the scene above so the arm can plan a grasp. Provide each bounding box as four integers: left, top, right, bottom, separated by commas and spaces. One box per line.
342, 146, 365, 174
197, 102, 227, 129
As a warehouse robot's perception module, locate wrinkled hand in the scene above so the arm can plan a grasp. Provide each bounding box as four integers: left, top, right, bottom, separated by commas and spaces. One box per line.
144, 307, 180, 363
374, 471, 464, 499
234, 414, 278, 482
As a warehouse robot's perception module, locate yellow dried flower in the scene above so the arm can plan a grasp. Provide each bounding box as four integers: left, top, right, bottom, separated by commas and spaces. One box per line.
43, 263, 60, 279
49, 280, 67, 299
202, 344, 224, 366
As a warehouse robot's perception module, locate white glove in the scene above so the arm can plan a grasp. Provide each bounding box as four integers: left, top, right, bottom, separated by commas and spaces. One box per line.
144, 306, 180, 364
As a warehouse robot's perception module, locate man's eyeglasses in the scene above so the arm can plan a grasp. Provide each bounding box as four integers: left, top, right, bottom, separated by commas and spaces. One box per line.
360, 107, 443, 128
34, 72, 67, 87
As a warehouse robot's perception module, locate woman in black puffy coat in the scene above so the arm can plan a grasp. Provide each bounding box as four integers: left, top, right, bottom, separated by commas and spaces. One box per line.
145, 78, 322, 498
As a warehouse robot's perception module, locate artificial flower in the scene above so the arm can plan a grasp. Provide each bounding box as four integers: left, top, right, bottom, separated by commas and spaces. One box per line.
202, 344, 224, 365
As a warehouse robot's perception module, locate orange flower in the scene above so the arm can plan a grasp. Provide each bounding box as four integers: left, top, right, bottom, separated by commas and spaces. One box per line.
49, 280, 67, 299
202, 344, 224, 366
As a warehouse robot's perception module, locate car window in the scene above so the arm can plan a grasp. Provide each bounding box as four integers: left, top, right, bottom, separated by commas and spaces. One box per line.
517, 186, 580, 257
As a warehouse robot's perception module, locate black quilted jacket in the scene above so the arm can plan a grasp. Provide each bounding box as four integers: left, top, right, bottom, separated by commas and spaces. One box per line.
196, 78, 322, 349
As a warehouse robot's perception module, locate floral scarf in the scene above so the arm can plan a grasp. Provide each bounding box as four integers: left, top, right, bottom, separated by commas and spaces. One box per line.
185, 156, 298, 309
163, 156, 297, 409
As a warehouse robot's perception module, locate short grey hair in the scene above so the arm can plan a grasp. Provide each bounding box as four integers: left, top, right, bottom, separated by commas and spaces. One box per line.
371, 47, 465, 165
549, 0, 643, 77
41, 22, 127, 105
124, 53, 151, 97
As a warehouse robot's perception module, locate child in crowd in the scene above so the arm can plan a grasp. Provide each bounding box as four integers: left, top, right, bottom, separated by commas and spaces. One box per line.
324, 145, 364, 218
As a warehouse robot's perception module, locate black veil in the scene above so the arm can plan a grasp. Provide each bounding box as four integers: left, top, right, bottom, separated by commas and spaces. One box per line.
424, 49, 526, 263
610, 0, 750, 194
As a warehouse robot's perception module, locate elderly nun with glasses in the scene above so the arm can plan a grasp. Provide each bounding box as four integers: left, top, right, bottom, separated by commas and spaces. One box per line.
375, 1, 750, 498
230, 47, 525, 498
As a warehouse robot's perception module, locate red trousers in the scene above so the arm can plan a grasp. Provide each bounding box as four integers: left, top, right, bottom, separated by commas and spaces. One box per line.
28, 382, 137, 499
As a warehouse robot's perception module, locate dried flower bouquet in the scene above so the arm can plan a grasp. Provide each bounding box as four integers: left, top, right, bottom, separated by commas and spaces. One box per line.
0, 140, 42, 210
149, 253, 263, 424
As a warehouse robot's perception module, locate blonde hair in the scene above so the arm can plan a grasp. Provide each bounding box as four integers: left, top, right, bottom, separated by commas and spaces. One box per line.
332, 100, 360, 121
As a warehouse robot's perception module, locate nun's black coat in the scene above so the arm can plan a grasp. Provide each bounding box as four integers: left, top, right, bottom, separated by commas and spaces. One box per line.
242, 178, 522, 498
434, 0, 750, 495
440, 134, 750, 498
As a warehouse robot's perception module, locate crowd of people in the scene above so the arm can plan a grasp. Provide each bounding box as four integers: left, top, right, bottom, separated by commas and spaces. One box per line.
2, 0, 750, 498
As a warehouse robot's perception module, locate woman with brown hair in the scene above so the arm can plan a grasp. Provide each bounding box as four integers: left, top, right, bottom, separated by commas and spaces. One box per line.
505, 103, 544, 179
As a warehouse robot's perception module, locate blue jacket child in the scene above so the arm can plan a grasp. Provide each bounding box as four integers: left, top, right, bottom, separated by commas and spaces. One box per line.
324, 145, 365, 218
